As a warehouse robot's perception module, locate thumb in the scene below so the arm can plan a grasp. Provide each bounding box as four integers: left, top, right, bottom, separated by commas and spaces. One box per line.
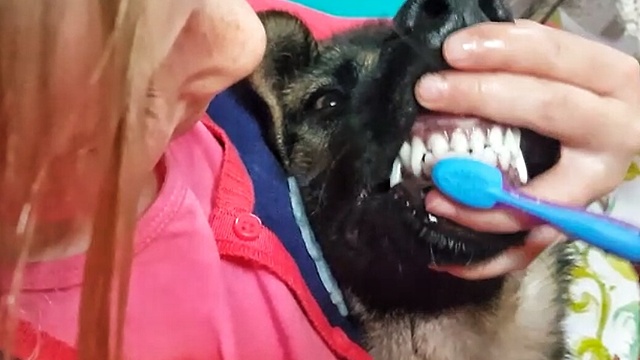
432, 226, 564, 280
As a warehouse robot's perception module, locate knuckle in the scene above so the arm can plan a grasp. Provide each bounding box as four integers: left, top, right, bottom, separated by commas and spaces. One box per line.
515, 19, 537, 27
628, 115, 640, 152
470, 76, 500, 112
618, 56, 640, 84
603, 173, 624, 195
612, 101, 640, 152
536, 88, 567, 125
546, 37, 564, 65
443, 74, 483, 111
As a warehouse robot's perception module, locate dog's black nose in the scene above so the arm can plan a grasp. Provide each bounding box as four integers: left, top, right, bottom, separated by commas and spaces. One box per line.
394, 0, 513, 47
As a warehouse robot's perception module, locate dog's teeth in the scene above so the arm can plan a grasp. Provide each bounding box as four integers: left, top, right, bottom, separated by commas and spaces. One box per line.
399, 141, 411, 168
450, 129, 468, 154
509, 128, 522, 159
469, 128, 485, 154
481, 147, 498, 166
488, 126, 504, 151
422, 152, 435, 176
390, 157, 402, 188
498, 150, 511, 170
508, 128, 527, 183
427, 133, 449, 157
405, 126, 527, 184
470, 151, 483, 162
504, 128, 517, 152
511, 128, 521, 147
514, 151, 529, 184
410, 137, 427, 177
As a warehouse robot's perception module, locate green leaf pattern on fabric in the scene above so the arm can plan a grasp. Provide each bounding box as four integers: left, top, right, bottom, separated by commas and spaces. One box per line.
564, 155, 640, 359
626, 162, 640, 181
566, 242, 640, 360
606, 256, 639, 282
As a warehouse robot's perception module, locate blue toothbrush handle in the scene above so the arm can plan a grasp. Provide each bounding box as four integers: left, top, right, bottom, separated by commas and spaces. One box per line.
495, 191, 640, 262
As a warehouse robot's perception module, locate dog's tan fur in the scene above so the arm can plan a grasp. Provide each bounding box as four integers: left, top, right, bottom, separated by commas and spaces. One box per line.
350, 243, 571, 360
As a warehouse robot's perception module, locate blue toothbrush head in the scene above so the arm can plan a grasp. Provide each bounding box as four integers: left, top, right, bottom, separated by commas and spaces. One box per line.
432, 158, 640, 262
431, 157, 505, 210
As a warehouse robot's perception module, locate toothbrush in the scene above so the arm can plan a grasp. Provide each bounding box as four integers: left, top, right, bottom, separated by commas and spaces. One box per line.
430, 156, 640, 262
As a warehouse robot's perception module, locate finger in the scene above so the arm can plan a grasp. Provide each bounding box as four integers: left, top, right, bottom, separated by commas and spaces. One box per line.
425, 151, 623, 233
518, 150, 625, 205
425, 190, 536, 233
432, 248, 531, 280
441, 19, 640, 102
431, 227, 561, 280
415, 71, 640, 151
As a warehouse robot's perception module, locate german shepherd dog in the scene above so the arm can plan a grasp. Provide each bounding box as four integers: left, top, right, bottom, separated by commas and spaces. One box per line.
235, 0, 574, 359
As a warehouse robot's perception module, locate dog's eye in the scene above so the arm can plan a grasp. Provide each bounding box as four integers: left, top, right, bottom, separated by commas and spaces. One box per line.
306, 90, 346, 112
315, 93, 341, 109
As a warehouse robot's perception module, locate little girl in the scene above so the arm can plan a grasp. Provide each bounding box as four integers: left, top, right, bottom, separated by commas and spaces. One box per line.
1, 0, 639, 359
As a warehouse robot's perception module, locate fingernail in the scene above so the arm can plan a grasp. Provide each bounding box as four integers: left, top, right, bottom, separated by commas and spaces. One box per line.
446, 250, 527, 280
417, 74, 448, 104
528, 225, 564, 243
444, 34, 477, 62
445, 34, 505, 63
425, 191, 456, 216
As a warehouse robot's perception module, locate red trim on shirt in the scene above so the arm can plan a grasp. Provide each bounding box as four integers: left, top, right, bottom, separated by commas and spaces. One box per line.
5, 320, 75, 360
202, 118, 371, 360
5, 117, 369, 360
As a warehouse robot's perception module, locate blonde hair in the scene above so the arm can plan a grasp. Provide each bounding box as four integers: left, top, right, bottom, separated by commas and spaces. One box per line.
0, 1, 164, 359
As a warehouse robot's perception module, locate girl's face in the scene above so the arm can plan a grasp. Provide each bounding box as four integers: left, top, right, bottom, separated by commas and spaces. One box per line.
139, 0, 267, 168
58, 0, 266, 165
2, 0, 266, 259
78, 0, 265, 195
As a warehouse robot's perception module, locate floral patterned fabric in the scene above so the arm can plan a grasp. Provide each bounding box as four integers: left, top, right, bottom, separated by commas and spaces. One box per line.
562, 156, 640, 360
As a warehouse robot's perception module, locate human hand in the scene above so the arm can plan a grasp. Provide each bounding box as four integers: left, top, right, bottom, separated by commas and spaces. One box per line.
414, 19, 640, 279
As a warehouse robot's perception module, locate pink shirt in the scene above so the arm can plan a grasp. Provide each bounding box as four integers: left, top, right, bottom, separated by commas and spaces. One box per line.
10, 121, 348, 360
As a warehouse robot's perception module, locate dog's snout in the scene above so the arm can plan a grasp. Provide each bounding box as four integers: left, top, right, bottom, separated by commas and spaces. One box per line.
394, 0, 513, 46
421, 0, 449, 20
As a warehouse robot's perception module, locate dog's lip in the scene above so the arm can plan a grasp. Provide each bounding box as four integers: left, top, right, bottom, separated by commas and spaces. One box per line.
389, 182, 526, 266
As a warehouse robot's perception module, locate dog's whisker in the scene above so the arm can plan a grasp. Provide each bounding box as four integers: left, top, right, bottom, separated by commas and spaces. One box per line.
429, 242, 439, 267
311, 145, 350, 215
465, 252, 474, 267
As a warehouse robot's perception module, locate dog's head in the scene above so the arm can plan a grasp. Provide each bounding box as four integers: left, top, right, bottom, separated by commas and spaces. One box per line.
237, 0, 560, 314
